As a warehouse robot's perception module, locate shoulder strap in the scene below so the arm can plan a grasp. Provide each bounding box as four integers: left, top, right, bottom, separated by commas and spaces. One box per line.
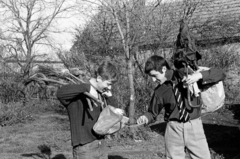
164, 80, 178, 121
98, 93, 107, 110
174, 68, 202, 108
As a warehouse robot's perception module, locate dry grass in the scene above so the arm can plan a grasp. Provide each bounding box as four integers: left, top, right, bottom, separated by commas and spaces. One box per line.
0, 99, 71, 159
0, 112, 72, 159
0, 99, 240, 159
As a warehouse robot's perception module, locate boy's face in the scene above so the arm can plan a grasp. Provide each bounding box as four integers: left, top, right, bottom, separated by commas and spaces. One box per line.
96, 76, 113, 92
148, 66, 166, 84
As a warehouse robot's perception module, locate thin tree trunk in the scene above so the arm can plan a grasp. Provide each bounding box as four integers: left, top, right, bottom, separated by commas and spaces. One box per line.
127, 55, 135, 127
112, 1, 136, 133
125, 3, 135, 133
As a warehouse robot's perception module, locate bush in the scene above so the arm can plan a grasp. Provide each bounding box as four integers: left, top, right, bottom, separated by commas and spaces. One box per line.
199, 45, 240, 103
199, 45, 239, 70
0, 80, 25, 103
0, 101, 33, 126
134, 78, 155, 115
0, 99, 64, 126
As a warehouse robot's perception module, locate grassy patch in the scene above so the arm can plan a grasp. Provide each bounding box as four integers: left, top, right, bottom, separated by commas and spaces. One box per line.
0, 101, 33, 126
0, 99, 65, 126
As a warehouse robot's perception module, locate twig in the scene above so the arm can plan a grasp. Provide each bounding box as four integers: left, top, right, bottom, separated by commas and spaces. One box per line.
65, 77, 77, 84
29, 73, 103, 110
66, 72, 85, 83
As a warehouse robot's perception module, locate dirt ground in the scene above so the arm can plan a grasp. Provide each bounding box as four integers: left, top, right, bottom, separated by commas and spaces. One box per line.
0, 105, 240, 159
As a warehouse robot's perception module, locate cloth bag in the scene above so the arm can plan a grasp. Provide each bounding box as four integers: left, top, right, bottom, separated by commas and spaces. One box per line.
198, 67, 225, 114
93, 105, 129, 135
201, 81, 225, 113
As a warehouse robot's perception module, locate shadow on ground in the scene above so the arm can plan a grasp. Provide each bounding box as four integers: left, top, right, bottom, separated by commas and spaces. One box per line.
228, 104, 240, 123
21, 144, 67, 159
204, 124, 240, 159
149, 122, 166, 135
149, 118, 240, 159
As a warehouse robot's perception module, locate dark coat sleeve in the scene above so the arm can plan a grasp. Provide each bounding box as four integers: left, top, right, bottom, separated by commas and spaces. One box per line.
144, 85, 178, 123
144, 92, 163, 123
200, 68, 226, 85
176, 67, 226, 85
56, 83, 90, 106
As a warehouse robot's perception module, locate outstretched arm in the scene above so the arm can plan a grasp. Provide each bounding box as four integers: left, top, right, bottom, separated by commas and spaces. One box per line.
137, 92, 164, 125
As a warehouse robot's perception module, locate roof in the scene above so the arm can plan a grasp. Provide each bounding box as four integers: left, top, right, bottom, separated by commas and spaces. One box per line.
141, 0, 240, 50
194, 0, 240, 22
192, 0, 240, 36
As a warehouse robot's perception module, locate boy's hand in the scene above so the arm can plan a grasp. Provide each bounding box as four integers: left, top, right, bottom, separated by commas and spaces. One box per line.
137, 115, 149, 125
102, 90, 112, 97
182, 72, 203, 84
114, 108, 125, 115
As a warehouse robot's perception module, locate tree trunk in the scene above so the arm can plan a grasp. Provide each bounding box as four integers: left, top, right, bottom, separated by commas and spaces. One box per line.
111, 0, 136, 134
127, 56, 135, 129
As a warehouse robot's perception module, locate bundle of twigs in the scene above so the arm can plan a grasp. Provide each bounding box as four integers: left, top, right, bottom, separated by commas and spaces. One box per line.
37, 65, 86, 84
28, 65, 103, 111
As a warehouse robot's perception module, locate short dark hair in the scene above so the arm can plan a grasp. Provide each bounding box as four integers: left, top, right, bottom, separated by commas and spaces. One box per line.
145, 55, 171, 74
95, 60, 118, 82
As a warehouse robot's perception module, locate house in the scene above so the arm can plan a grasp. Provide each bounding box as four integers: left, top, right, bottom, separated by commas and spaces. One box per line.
140, 0, 240, 51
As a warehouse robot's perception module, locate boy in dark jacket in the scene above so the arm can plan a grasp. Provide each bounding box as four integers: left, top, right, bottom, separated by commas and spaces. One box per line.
57, 61, 123, 159
137, 55, 225, 159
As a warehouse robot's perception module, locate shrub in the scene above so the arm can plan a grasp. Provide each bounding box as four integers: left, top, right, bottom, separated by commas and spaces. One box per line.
134, 78, 154, 114
199, 45, 239, 70
0, 80, 25, 103
199, 45, 240, 103
0, 101, 33, 126
0, 99, 64, 126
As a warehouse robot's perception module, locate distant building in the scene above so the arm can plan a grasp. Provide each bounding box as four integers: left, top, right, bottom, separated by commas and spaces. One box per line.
140, 0, 240, 50
137, 0, 240, 63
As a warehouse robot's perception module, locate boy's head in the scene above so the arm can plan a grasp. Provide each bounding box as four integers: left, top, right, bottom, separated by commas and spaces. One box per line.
94, 60, 118, 92
145, 55, 171, 84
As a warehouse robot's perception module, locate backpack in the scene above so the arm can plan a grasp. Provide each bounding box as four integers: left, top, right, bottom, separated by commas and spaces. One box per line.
197, 67, 225, 114
173, 19, 225, 114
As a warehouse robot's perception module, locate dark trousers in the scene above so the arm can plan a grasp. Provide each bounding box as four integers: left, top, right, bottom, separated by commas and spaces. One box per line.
73, 140, 107, 159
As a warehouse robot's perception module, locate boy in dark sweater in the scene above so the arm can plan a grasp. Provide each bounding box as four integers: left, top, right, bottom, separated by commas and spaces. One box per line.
57, 61, 123, 159
137, 55, 225, 159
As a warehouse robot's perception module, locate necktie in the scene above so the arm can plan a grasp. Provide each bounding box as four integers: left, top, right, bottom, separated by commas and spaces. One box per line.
173, 82, 190, 122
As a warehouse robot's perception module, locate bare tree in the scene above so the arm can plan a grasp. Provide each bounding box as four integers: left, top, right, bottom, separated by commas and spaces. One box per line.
71, 9, 120, 63
78, 0, 162, 133
78, 0, 138, 129
0, 0, 75, 78
145, 1, 178, 55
